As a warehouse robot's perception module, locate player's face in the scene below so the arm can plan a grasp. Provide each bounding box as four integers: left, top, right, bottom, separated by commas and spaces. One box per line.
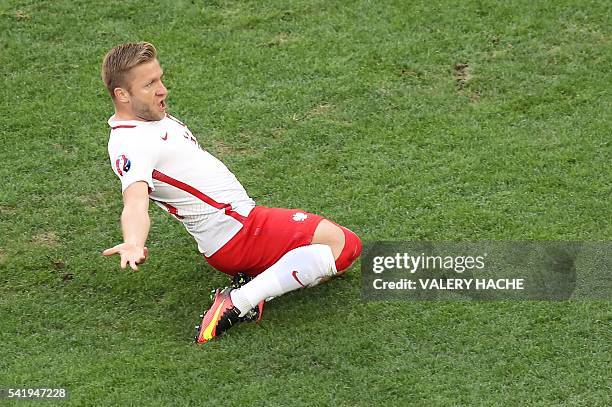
125, 59, 167, 121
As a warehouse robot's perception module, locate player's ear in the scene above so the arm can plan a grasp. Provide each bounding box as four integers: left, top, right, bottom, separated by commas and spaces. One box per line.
114, 87, 130, 103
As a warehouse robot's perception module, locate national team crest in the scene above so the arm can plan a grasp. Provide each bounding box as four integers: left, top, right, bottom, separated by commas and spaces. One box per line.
115, 154, 131, 176
292, 212, 308, 222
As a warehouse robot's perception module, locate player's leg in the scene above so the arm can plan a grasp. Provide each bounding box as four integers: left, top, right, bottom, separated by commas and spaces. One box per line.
228, 243, 337, 315
311, 219, 345, 259
196, 243, 337, 343
196, 207, 361, 343
311, 219, 362, 274
229, 219, 362, 317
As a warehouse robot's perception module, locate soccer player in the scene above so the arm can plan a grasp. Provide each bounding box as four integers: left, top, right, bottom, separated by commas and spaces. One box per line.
100, 42, 362, 343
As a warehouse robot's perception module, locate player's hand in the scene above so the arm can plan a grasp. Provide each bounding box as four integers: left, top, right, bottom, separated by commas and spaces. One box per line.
102, 243, 149, 271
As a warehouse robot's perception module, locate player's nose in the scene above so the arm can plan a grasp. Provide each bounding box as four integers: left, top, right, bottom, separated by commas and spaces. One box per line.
157, 82, 168, 96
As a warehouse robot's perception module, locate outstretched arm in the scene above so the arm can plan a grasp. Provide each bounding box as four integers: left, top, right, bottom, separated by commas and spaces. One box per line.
103, 181, 150, 271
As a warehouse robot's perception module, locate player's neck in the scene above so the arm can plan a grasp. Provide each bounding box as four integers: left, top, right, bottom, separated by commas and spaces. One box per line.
113, 110, 145, 122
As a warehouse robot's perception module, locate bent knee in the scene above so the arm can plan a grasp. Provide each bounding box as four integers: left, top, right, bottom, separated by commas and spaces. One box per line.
312, 220, 362, 274
334, 226, 362, 274
312, 219, 345, 259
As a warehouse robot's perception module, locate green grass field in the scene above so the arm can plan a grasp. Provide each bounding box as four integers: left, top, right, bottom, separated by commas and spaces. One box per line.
1, 0, 610, 405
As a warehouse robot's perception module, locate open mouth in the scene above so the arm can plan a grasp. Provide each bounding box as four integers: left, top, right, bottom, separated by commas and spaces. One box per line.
159, 99, 166, 110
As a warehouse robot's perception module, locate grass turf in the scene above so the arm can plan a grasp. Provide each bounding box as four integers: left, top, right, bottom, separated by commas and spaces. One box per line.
0, 0, 610, 405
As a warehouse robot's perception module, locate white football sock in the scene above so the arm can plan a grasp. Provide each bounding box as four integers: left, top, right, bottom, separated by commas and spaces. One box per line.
230, 244, 337, 316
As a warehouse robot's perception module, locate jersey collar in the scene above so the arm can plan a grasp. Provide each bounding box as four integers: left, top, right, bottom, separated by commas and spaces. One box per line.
107, 113, 170, 129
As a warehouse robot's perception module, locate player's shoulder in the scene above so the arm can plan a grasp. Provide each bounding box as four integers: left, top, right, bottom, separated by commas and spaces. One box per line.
164, 113, 188, 128
108, 124, 160, 160
108, 118, 147, 135
108, 117, 165, 141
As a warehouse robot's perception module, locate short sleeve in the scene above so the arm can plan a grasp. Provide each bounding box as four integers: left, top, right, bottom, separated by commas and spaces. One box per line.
109, 133, 158, 192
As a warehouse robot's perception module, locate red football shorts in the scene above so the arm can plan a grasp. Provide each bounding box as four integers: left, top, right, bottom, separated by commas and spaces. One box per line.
205, 206, 324, 277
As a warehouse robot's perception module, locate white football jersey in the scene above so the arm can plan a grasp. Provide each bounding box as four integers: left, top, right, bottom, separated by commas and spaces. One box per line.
107, 113, 255, 256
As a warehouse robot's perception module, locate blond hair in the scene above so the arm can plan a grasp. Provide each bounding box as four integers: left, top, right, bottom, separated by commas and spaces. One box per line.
101, 42, 157, 98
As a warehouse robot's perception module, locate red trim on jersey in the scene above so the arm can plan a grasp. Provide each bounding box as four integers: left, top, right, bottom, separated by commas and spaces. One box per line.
111, 125, 137, 130
151, 169, 246, 223
166, 114, 186, 127
152, 199, 185, 220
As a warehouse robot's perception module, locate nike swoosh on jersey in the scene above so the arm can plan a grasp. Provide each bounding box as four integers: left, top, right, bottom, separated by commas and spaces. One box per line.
161, 132, 168, 141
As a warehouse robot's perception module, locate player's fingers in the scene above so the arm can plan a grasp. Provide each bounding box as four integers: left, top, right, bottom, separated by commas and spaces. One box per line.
102, 245, 120, 256
120, 256, 127, 270
129, 259, 139, 272
143, 247, 149, 258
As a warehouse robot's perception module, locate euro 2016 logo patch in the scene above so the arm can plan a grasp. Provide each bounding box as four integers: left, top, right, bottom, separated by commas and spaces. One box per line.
115, 154, 131, 177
